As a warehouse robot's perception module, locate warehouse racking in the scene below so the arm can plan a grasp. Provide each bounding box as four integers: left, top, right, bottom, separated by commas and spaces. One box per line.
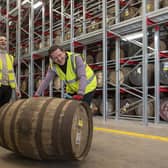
0, 0, 168, 125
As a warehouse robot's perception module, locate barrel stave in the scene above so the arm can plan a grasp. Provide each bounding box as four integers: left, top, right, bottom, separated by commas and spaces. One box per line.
0, 97, 93, 161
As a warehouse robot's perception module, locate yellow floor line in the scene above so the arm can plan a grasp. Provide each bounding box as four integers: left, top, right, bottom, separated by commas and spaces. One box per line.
94, 127, 168, 142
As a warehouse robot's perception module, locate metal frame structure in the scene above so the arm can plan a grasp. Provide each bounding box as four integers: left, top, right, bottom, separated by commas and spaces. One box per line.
2, 0, 168, 124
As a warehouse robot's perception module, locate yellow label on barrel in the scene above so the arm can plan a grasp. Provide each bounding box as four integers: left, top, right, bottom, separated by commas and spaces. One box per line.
147, 4, 152, 11
78, 119, 83, 127
125, 9, 129, 16
163, 62, 168, 71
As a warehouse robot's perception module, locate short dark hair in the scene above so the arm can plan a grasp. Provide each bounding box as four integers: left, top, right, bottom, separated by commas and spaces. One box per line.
48, 45, 64, 56
0, 33, 6, 38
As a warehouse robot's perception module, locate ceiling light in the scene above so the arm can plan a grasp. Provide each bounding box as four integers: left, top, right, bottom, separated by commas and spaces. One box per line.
123, 32, 143, 41
33, 1, 43, 9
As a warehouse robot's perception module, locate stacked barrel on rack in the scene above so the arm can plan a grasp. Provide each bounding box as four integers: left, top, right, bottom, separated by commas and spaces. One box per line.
10, 0, 168, 123
88, 32, 168, 119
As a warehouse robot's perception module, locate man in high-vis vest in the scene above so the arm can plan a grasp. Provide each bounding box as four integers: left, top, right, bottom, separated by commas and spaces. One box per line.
34, 45, 97, 105
0, 35, 21, 107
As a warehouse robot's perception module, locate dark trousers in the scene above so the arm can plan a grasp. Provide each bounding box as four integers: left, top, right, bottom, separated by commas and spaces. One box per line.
83, 90, 95, 106
69, 90, 95, 106
0, 85, 12, 107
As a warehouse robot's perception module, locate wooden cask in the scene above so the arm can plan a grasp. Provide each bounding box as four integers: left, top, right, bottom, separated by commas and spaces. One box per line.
0, 97, 93, 160
35, 76, 42, 90
109, 48, 125, 60
139, 0, 154, 14
96, 71, 103, 87
160, 61, 168, 85
44, 35, 50, 47
135, 100, 154, 117
86, 55, 94, 64
149, 40, 167, 52
96, 49, 103, 63
108, 70, 125, 85
120, 97, 139, 115
21, 79, 28, 93
128, 64, 154, 86
53, 30, 62, 45
99, 98, 115, 116
121, 7, 139, 21
161, 0, 168, 7
160, 99, 168, 121
90, 99, 100, 115
75, 24, 83, 36
87, 20, 100, 33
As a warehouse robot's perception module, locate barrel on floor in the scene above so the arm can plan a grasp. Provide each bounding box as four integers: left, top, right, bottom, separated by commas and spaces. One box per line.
0, 97, 93, 161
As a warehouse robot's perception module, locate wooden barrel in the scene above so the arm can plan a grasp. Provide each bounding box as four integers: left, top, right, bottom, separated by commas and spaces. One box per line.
95, 71, 103, 87
108, 70, 124, 85
53, 36, 62, 45
139, 0, 154, 14
107, 15, 115, 25
75, 24, 83, 36
120, 98, 139, 115
35, 76, 42, 90
34, 41, 40, 50
87, 20, 100, 33
96, 50, 102, 62
23, 68, 29, 75
21, 79, 28, 92
161, 0, 168, 7
44, 36, 50, 47
0, 97, 93, 160
128, 64, 154, 86
121, 7, 139, 21
107, 6, 115, 16
107, 6, 115, 25
99, 98, 115, 116
135, 100, 154, 117
160, 61, 168, 85
53, 30, 62, 45
149, 40, 167, 52
122, 67, 132, 85
127, 44, 141, 57
109, 48, 125, 60
160, 99, 168, 121
53, 77, 61, 90
86, 55, 94, 64
90, 99, 100, 115
146, 0, 154, 12
64, 31, 70, 41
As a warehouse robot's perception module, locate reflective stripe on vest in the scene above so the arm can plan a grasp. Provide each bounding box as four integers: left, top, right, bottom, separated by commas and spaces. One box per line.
65, 73, 95, 85
0, 54, 16, 88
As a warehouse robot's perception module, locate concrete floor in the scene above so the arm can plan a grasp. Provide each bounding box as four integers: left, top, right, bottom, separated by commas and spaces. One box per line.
0, 117, 168, 168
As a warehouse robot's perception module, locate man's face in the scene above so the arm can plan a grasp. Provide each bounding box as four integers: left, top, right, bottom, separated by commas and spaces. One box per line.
50, 48, 66, 65
0, 36, 7, 50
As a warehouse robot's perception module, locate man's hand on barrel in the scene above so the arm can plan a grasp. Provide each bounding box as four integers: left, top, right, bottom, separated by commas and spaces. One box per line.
72, 94, 83, 101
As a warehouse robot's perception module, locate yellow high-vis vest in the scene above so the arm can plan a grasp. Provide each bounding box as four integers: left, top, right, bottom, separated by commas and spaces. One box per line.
50, 52, 97, 94
0, 54, 16, 88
